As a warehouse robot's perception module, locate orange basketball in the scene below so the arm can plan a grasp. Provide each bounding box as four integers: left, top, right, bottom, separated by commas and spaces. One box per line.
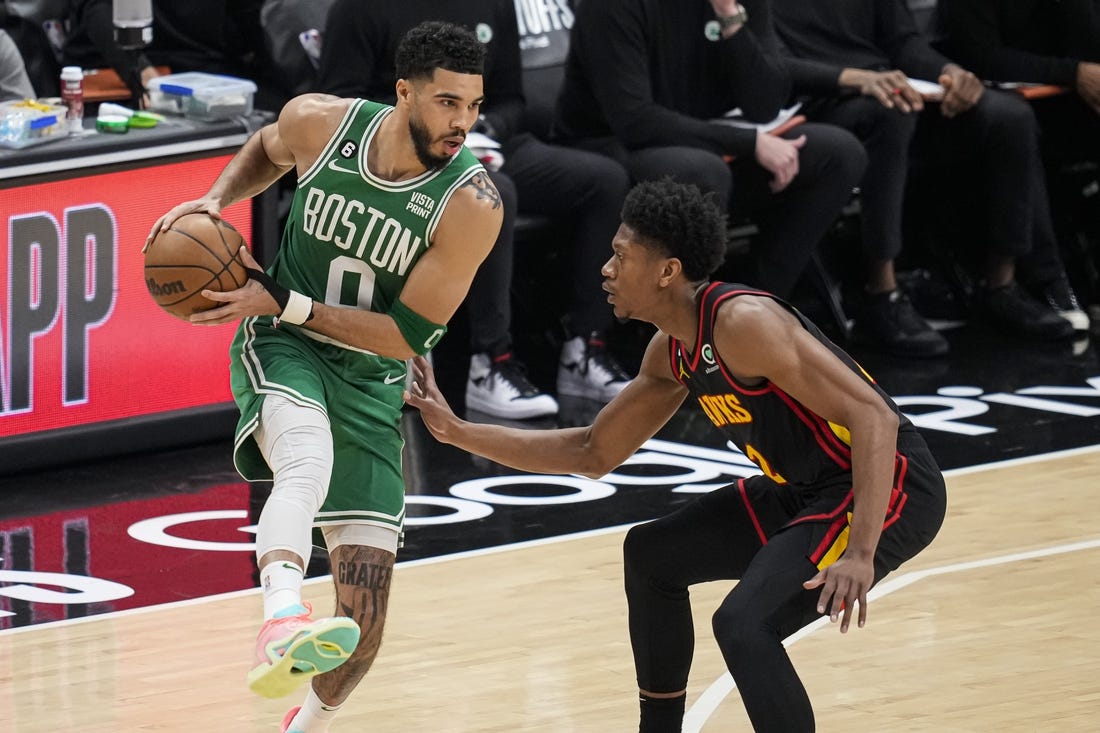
144, 213, 249, 321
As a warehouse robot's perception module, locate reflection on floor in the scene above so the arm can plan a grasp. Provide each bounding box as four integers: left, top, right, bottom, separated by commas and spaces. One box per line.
1, 316, 1098, 630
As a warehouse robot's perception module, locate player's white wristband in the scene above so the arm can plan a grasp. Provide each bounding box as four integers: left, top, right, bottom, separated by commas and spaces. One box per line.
279, 290, 314, 325
245, 266, 315, 326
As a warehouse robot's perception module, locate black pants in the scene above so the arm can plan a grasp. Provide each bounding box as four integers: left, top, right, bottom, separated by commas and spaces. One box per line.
573, 123, 867, 299
465, 134, 631, 351
918, 89, 1066, 284
623, 432, 946, 732
808, 89, 1067, 284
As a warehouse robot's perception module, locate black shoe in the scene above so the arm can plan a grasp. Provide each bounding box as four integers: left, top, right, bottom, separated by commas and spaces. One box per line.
857, 289, 949, 358
981, 282, 1075, 341
1033, 274, 1090, 333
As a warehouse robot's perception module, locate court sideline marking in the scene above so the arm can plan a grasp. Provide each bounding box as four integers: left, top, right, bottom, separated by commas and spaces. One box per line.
1, 442, 1097, 632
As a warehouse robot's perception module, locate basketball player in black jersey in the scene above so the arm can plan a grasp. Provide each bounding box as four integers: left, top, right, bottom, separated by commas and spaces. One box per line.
405, 178, 947, 733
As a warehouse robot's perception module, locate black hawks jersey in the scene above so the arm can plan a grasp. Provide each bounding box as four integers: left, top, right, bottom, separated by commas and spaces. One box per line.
668, 282, 913, 487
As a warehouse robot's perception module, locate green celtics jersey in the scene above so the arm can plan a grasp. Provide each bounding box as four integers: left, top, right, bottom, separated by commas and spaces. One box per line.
273, 98, 484, 347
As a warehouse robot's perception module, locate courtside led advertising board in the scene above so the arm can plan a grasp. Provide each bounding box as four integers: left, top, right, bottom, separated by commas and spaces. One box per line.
0, 155, 250, 439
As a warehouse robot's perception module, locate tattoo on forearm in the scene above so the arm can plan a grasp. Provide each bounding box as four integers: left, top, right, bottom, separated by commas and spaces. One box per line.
464, 171, 502, 209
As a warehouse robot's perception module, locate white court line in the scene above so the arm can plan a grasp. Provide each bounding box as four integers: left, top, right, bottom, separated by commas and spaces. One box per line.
1, 442, 1099, 639
683, 536, 1100, 732
0, 522, 642, 637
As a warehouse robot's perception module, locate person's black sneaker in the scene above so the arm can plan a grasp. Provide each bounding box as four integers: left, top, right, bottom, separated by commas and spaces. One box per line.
857, 288, 949, 358
981, 282, 1075, 341
1034, 274, 1090, 333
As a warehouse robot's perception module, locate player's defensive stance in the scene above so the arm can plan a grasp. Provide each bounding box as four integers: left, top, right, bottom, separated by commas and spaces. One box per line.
406, 178, 947, 732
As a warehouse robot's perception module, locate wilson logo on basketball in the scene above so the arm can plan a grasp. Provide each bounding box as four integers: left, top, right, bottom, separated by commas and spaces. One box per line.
142, 213, 249, 320
146, 277, 188, 296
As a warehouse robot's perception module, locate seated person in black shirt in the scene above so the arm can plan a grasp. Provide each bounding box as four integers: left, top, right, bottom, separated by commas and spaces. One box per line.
770, 0, 1085, 352
936, 0, 1099, 176
936, 0, 1099, 321
937, 0, 1099, 119
553, 0, 867, 308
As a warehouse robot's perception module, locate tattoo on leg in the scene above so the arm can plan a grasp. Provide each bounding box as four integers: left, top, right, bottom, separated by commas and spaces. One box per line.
336, 557, 393, 626
336, 559, 394, 592
463, 171, 502, 209
312, 544, 395, 704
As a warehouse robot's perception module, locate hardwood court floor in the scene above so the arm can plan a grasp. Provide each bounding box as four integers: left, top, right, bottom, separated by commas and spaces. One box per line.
1, 447, 1098, 732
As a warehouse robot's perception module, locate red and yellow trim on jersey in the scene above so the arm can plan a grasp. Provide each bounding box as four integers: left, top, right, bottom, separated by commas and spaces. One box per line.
767, 387, 853, 471
807, 453, 912, 570
814, 512, 853, 571
737, 478, 769, 546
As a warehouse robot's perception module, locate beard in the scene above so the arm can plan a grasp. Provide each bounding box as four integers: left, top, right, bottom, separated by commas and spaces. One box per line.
409, 113, 456, 170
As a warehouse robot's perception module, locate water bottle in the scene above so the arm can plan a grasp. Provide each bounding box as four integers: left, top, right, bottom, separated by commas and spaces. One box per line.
112, 0, 153, 49
60, 66, 84, 134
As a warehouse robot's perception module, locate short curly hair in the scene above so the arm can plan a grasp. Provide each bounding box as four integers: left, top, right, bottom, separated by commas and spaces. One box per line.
396, 21, 486, 82
621, 179, 727, 281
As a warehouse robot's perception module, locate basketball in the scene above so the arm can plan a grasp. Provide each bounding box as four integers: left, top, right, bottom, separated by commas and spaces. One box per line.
144, 213, 250, 320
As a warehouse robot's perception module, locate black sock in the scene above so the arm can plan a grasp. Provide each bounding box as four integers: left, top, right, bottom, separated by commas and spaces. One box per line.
638, 691, 686, 733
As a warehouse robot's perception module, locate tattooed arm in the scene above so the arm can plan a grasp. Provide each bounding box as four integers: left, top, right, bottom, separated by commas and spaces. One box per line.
389, 170, 503, 339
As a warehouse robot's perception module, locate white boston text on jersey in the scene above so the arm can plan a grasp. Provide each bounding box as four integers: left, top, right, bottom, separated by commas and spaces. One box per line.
301, 187, 423, 274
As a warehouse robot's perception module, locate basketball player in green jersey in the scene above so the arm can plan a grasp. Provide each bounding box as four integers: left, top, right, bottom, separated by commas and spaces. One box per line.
146, 21, 503, 733
407, 179, 947, 732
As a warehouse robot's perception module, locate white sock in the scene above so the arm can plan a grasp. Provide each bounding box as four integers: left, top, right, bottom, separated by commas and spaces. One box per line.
290, 685, 342, 733
260, 560, 305, 619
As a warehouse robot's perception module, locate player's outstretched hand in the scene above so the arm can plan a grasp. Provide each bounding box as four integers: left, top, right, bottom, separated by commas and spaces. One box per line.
143, 198, 223, 253
404, 356, 463, 444
803, 553, 875, 633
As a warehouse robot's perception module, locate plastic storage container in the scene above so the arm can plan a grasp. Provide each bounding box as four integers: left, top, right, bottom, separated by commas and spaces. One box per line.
0, 100, 67, 148
147, 72, 257, 121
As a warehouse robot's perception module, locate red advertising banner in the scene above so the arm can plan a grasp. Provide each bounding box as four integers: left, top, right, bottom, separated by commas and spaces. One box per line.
0, 155, 252, 438
0, 480, 257, 628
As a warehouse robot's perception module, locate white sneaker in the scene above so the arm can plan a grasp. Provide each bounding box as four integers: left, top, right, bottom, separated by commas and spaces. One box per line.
466, 351, 558, 419
556, 334, 632, 402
